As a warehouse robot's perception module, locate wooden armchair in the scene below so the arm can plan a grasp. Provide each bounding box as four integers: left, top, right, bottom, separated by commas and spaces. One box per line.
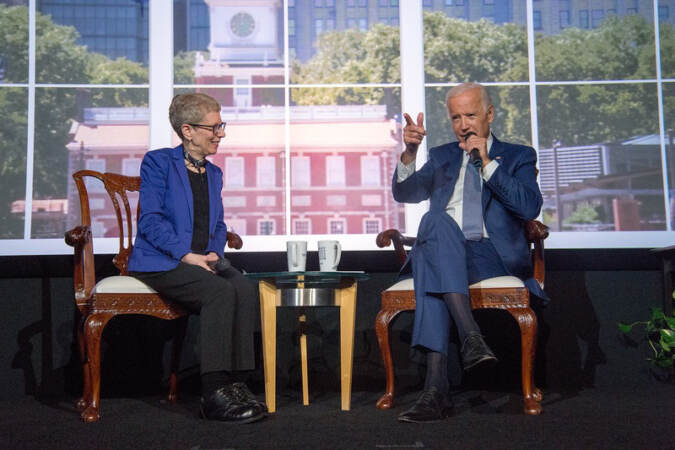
65, 170, 243, 422
374, 220, 549, 415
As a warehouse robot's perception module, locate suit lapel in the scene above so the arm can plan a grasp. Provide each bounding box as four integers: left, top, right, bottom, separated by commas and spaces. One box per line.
172, 145, 194, 221
482, 134, 502, 212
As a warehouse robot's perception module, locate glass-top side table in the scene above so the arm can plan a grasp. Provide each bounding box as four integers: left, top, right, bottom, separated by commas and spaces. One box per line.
245, 271, 370, 413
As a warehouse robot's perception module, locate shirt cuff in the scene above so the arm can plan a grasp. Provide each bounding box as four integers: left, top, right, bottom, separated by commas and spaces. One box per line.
482, 159, 499, 181
397, 159, 416, 183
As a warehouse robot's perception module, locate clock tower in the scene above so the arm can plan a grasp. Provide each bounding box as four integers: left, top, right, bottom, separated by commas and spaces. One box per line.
195, 0, 284, 107
205, 0, 282, 62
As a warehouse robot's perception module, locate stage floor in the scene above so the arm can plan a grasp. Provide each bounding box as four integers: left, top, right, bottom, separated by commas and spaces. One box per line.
2, 382, 672, 449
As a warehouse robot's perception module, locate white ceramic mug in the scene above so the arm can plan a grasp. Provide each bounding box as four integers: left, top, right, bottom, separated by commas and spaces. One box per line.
287, 241, 307, 272
318, 240, 341, 272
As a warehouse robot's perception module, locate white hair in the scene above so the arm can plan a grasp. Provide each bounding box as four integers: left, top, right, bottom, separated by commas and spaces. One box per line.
445, 82, 492, 111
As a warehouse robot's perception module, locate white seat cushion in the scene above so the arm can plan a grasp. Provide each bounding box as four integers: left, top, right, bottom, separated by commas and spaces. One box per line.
469, 275, 524, 289
94, 275, 158, 294
385, 278, 414, 291
385, 275, 524, 292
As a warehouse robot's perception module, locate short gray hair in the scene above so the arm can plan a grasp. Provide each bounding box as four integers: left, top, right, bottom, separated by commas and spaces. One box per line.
445, 82, 492, 112
169, 93, 221, 140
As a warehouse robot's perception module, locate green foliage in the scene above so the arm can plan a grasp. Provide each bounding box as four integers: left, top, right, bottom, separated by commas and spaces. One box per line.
533, 15, 655, 81
0, 4, 29, 83
0, 87, 27, 238
0, 5, 152, 237
292, 12, 673, 150
291, 24, 400, 111
174, 51, 207, 85
564, 203, 600, 224
619, 307, 675, 376
87, 54, 148, 107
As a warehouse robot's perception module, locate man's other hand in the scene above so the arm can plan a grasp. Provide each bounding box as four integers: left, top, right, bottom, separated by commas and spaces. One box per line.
402, 112, 426, 165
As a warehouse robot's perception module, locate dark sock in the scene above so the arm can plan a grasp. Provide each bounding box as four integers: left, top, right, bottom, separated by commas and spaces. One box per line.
423, 351, 449, 396
201, 371, 231, 397
442, 292, 480, 344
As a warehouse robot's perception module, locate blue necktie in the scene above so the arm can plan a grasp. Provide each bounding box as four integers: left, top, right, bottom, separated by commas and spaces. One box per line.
462, 158, 483, 241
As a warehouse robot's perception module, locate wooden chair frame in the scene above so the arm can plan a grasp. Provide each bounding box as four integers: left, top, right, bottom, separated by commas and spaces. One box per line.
374, 220, 549, 415
65, 170, 242, 422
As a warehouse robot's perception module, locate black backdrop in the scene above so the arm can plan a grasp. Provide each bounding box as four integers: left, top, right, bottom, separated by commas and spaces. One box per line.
0, 248, 666, 403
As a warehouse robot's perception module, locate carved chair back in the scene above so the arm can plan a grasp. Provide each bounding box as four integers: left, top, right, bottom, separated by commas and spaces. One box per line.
67, 170, 143, 314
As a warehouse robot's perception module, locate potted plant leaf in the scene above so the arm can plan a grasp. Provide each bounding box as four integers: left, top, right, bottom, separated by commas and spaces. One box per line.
618, 302, 675, 382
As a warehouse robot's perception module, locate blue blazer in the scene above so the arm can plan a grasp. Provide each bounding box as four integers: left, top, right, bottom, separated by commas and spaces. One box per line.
128, 145, 228, 272
392, 135, 543, 285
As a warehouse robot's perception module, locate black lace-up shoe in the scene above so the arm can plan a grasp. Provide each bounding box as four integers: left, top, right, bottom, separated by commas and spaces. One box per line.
200, 385, 266, 424
397, 387, 453, 423
461, 334, 498, 371
231, 382, 268, 413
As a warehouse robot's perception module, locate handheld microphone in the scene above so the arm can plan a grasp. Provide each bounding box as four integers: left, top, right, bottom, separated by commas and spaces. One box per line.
464, 132, 482, 168
214, 257, 231, 274
207, 256, 232, 274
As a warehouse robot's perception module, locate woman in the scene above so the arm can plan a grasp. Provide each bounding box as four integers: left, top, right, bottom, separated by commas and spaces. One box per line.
128, 93, 265, 424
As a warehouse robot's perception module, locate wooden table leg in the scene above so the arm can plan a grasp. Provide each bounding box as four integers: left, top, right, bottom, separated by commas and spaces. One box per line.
259, 280, 278, 413
299, 314, 309, 406
336, 282, 357, 411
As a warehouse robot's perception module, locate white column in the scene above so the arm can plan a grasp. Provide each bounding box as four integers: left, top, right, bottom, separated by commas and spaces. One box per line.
23, 0, 36, 239
149, 0, 174, 149
399, 0, 428, 235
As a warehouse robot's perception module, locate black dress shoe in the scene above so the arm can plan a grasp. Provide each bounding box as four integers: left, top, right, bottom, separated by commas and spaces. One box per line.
200, 385, 266, 424
397, 387, 452, 423
461, 334, 498, 371
231, 382, 268, 412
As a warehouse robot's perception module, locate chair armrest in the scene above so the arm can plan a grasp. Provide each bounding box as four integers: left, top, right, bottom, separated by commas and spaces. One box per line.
376, 229, 415, 267
226, 231, 243, 250
525, 220, 549, 242
65, 225, 91, 248
525, 220, 549, 289
64, 225, 95, 303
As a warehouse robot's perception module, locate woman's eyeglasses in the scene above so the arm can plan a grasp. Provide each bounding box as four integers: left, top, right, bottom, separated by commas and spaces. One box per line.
188, 122, 227, 134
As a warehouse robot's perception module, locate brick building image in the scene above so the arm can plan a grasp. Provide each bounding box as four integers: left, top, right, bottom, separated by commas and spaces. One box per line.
66, 105, 403, 238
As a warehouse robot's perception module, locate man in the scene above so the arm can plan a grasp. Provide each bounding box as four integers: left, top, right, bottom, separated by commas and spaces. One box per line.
392, 83, 545, 423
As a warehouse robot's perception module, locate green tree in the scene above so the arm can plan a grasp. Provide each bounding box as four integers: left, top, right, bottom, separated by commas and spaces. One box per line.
292, 12, 674, 150
565, 203, 600, 225
0, 4, 29, 83
0, 5, 150, 237
291, 24, 400, 111
174, 50, 205, 85
504, 15, 666, 147
292, 14, 531, 149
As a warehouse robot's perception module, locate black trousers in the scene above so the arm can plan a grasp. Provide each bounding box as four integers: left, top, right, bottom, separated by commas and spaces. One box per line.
131, 263, 256, 374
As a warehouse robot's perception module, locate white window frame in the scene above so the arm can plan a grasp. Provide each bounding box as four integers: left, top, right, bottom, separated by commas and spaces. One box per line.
325, 155, 346, 187
292, 218, 311, 234
227, 218, 247, 235
291, 156, 311, 187
257, 219, 276, 235
225, 157, 245, 188
363, 218, 382, 234
121, 157, 142, 176
328, 218, 347, 234
360, 155, 381, 186
256, 156, 276, 187
85, 159, 106, 193
3, 0, 674, 255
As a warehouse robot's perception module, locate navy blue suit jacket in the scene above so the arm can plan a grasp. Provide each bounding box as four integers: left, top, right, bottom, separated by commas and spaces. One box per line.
392, 135, 543, 287
128, 145, 228, 272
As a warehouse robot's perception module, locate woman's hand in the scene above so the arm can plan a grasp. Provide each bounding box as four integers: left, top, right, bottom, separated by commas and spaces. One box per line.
181, 252, 218, 273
